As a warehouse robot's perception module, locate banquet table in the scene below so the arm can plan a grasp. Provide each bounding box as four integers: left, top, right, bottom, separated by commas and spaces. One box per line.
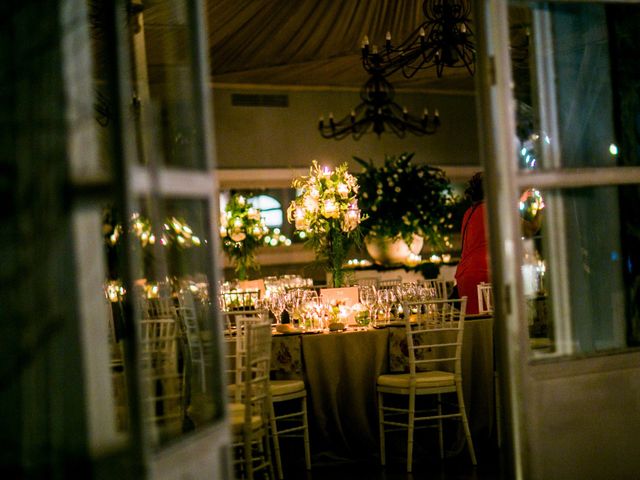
270, 317, 495, 461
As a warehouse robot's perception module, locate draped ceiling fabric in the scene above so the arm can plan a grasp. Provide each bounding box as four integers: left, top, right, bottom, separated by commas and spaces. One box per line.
143, 0, 476, 93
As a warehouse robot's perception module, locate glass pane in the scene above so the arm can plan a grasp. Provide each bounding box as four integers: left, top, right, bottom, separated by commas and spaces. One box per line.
104, 197, 223, 447
520, 184, 640, 357
91, 0, 222, 453
135, 1, 206, 169
509, 2, 640, 358
509, 3, 640, 172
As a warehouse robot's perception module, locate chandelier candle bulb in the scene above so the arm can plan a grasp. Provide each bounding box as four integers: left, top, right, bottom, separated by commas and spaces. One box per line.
362, 35, 369, 50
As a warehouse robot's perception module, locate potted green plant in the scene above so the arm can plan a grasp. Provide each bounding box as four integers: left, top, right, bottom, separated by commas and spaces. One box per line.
354, 152, 457, 265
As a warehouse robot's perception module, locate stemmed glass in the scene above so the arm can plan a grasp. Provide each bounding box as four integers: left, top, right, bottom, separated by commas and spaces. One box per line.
266, 290, 285, 324
296, 289, 317, 330
359, 284, 377, 326
377, 288, 397, 323
284, 288, 304, 327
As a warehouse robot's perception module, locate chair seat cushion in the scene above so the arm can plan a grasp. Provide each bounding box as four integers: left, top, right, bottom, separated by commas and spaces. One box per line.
377, 370, 455, 388
270, 379, 305, 397
227, 383, 237, 397
228, 402, 244, 416
229, 402, 263, 433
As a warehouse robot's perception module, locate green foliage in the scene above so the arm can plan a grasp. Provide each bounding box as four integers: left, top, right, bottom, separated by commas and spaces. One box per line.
354, 152, 457, 252
220, 194, 269, 280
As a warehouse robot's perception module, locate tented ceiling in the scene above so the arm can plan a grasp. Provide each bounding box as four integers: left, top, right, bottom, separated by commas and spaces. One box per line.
145, 0, 477, 93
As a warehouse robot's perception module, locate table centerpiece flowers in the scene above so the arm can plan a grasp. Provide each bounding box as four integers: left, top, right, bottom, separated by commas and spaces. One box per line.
287, 160, 364, 287
220, 193, 269, 280
354, 152, 457, 265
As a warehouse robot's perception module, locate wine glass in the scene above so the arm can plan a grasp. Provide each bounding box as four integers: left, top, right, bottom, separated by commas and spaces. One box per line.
284, 288, 303, 327
359, 284, 377, 326
377, 288, 397, 323
267, 290, 285, 324
297, 289, 317, 330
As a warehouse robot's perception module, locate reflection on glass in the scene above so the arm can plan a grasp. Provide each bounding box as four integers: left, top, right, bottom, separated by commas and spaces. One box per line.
521, 185, 640, 356
103, 198, 222, 445
91, 0, 222, 448
509, 3, 620, 172
510, 2, 640, 356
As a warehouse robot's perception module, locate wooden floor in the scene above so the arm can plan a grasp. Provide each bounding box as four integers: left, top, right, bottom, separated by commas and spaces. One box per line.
279, 439, 506, 480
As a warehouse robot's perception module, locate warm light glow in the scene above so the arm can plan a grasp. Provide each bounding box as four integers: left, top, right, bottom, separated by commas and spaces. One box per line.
609, 143, 619, 155
323, 199, 338, 217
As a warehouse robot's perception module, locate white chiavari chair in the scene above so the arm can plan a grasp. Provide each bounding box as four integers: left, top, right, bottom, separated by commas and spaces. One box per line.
477, 282, 494, 314
220, 289, 262, 330
420, 278, 449, 299
176, 288, 210, 393
378, 277, 403, 289
138, 295, 184, 441
229, 314, 274, 479
355, 276, 380, 288
376, 297, 476, 473
269, 377, 311, 479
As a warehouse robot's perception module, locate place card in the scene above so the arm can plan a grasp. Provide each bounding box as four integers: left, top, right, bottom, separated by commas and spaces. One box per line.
319, 286, 359, 307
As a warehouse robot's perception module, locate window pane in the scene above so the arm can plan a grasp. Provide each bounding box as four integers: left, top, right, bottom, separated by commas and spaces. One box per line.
522, 184, 640, 357
104, 197, 223, 447
248, 194, 284, 228
509, 3, 640, 172
137, 1, 206, 169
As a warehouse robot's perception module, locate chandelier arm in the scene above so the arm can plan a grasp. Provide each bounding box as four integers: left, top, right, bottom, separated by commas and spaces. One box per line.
453, 41, 476, 75
361, 0, 475, 79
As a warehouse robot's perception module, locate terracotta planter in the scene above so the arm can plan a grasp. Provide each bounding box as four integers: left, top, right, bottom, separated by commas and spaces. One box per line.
364, 234, 424, 266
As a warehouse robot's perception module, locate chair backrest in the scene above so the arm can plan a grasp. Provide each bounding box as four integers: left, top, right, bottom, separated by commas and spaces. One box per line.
235, 314, 272, 430
226, 310, 270, 394
355, 276, 380, 288
477, 282, 493, 314
219, 289, 261, 312
177, 288, 201, 343
420, 278, 449, 300
400, 297, 467, 378
378, 277, 403, 289
138, 314, 183, 436
176, 288, 211, 391
106, 300, 124, 369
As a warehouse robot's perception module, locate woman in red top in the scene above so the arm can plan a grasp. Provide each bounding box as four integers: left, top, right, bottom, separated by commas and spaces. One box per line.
455, 172, 490, 315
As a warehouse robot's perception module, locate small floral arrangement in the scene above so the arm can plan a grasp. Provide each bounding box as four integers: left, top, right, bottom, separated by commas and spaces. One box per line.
355, 152, 457, 252
220, 194, 269, 279
287, 160, 363, 287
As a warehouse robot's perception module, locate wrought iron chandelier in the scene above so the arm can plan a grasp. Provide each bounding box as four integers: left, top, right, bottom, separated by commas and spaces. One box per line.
318, 68, 440, 140
361, 0, 475, 79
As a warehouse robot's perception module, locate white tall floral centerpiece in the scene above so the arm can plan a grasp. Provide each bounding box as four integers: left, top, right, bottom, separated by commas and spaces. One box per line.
287, 161, 363, 287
